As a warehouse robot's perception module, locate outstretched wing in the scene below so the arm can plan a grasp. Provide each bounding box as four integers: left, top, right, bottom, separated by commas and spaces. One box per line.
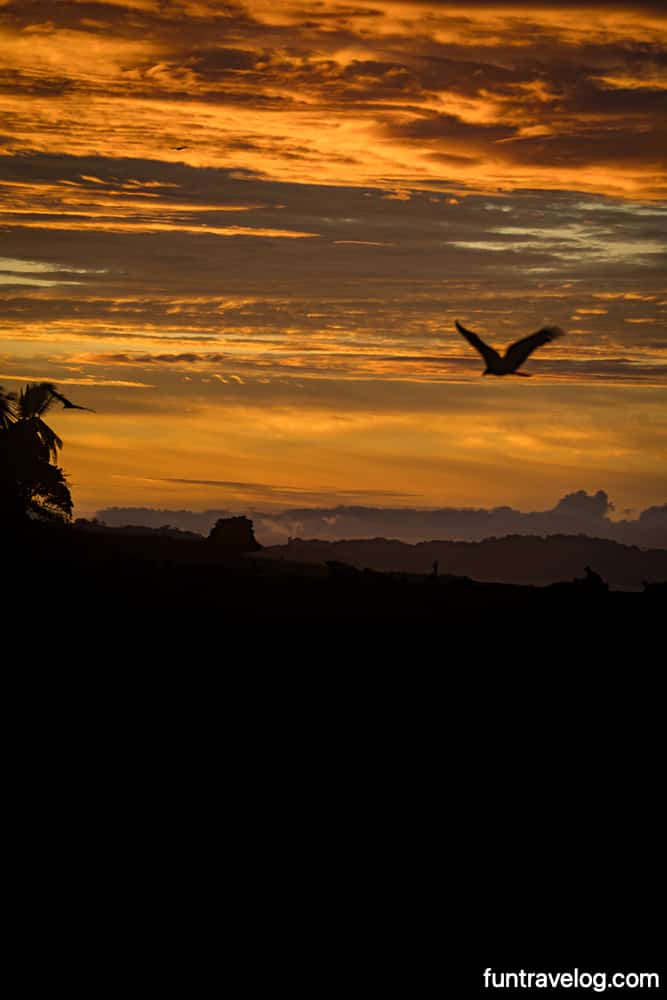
455, 320, 501, 368
503, 325, 565, 371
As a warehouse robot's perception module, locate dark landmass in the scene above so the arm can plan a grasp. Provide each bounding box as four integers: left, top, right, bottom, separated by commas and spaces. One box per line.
75, 519, 203, 542
95, 489, 667, 548
259, 534, 667, 588
9, 516, 665, 623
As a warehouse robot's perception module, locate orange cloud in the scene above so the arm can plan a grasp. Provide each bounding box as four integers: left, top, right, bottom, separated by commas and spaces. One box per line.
1, 219, 319, 237
1, 2, 665, 198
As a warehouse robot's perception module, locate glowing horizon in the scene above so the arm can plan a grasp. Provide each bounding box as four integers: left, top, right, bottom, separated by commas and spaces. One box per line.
1, 0, 665, 517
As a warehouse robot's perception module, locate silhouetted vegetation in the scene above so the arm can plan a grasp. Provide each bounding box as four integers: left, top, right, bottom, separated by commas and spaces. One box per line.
0, 382, 75, 522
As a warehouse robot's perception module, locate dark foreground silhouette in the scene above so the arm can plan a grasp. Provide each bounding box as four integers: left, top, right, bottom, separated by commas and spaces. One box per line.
7, 516, 663, 623
260, 534, 667, 589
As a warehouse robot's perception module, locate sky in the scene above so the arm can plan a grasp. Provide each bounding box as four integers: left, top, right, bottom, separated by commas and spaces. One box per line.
1, 0, 666, 519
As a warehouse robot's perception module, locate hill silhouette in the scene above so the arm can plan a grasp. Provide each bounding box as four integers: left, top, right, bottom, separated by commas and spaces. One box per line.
6, 517, 664, 625
258, 534, 667, 589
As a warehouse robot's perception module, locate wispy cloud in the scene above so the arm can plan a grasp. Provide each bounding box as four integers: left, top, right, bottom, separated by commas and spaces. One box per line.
0, 372, 152, 387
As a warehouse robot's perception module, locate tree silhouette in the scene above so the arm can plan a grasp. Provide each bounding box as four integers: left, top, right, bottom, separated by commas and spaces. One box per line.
0, 382, 88, 522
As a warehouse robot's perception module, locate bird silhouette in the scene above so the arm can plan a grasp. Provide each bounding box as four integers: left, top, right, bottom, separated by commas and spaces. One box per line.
48, 388, 96, 412
455, 320, 565, 376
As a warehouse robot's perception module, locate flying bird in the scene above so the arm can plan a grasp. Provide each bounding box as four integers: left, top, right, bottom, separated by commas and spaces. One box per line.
455, 320, 565, 376
48, 388, 96, 412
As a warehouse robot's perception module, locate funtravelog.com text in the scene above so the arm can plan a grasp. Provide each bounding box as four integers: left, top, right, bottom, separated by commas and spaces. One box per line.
482, 970, 660, 992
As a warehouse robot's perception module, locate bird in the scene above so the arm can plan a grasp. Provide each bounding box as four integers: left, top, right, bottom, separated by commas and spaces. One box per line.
48, 388, 96, 412
455, 320, 565, 376
171, 145, 187, 151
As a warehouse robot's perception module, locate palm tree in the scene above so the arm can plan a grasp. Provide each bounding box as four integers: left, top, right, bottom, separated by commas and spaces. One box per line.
0, 385, 16, 430
0, 381, 89, 522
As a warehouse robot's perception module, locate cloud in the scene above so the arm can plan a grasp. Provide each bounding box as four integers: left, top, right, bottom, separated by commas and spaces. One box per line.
0, 372, 152, 387
1, 1, 666, 197
158, 477, 419, 502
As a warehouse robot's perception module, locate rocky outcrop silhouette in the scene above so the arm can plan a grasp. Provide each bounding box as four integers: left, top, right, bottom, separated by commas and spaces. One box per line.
207, 515, 262, 553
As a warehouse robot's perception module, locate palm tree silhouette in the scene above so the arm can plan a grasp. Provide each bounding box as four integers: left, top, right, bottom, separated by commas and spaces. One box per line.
0, 382, 92, 521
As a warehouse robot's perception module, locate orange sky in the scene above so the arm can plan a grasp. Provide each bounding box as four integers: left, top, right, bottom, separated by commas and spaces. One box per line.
1, 0, 665, 517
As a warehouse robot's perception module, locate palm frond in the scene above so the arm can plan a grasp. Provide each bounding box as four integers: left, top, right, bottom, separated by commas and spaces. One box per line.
18, 382, 60, 420
0, 386, 17, 429
34, 417, 64, 462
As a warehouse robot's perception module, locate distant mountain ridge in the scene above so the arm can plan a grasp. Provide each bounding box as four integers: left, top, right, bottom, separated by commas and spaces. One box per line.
258, 534, 667, 588
95, 489, 667, 548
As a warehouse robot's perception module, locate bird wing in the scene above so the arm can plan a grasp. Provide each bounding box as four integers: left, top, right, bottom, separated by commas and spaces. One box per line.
503, 325, 565, 371
455, 321, 500, 367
